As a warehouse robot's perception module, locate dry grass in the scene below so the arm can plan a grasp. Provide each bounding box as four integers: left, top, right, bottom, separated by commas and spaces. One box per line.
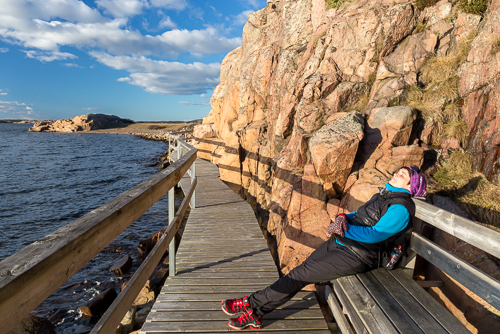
459, 0, 488, 15
343, 93, 370, 114
432, 151, 500, 229
367, 70, 377, 87
371, 34, 385, 63
491, 37, 500, 56
414, 21, 428, 34
443, 120, 468, 145
415, 0, 437, 10
326, 0, 345, 9
402, 31, 477, 144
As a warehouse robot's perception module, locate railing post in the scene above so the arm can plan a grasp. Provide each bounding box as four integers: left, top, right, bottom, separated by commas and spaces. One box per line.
190, 161, 196, 209
177, 141, 181, 160
168, 187, 176, 277
168, 136, 171, 162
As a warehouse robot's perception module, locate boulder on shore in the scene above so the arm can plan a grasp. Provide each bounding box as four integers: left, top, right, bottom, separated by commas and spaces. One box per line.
29, 114, 134, 133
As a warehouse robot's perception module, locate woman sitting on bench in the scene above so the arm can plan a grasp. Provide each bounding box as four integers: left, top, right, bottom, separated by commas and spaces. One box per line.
221, 165, 427, 331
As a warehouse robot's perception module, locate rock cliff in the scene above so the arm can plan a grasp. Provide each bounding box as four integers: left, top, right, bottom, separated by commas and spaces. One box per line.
29, 114, 133, 132
192, 0, 499, 330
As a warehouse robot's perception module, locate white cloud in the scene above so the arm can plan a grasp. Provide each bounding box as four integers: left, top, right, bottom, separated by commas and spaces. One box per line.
243, 0, 264, 8
91, 52, 220, 95
0, 0, 241, 96
0, 0, 104, 23
0, 13, 241, 59
24, 50, 77, 62
96, 0, 147, 18
96, 0, 187, 18
83, 107, 100, 110
63, 62, 81, 67
0, 99, 38, 119
0, 89, 7, 96
158, 16, 177, 29
157, 26, 241, 55
150, 0, 187, 11
179, 100, 211, 106
0, 47, 8, 53
233, 10, 253, 26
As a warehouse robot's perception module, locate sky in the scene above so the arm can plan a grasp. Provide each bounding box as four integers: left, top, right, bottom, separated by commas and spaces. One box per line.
0, 0, 265, 121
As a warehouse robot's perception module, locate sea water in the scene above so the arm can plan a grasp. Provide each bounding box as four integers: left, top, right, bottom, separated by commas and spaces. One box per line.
0, 122, 178, 332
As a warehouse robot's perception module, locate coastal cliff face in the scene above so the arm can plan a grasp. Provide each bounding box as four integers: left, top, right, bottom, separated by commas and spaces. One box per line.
192, 1, 499, 327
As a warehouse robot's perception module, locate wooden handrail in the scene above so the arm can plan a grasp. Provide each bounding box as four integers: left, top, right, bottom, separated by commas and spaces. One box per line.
0, 139, 197, 334
413, 199, 500, 259
412, 199, 500, 311
411, 233, 500, 310
91, 177, 197, 334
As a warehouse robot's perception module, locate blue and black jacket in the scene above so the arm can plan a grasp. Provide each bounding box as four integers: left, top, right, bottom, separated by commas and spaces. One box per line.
335, 183, 415, 266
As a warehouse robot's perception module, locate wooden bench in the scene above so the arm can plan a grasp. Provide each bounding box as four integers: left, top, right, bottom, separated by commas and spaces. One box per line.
325, 199, 500, 334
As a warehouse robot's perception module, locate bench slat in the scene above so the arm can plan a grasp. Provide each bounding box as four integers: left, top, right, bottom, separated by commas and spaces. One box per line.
371, 269, 450, 334
358, 271, 425, 334
333, 282, 367, 333
411, 232, 500, 311
389, 269, 471, 334
337, 276, 398, 334
325, 285, 355, 334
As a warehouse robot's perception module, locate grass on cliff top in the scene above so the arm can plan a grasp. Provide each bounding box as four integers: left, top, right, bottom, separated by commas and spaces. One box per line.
402, 30, 477, 144
432, 151, 500, 230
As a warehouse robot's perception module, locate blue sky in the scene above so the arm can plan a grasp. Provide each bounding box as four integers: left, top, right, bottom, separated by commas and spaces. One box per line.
0, 0, 265, 121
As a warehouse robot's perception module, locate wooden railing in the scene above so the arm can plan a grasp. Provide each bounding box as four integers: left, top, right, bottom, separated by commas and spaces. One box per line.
410, 199, 500, 310
0, 135, 197, 334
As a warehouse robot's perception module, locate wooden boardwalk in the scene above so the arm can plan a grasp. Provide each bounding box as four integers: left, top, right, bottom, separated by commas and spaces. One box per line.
141, 158, 330, 333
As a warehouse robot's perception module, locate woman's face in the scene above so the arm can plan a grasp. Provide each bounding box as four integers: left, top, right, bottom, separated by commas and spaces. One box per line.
389, 168, 412, 191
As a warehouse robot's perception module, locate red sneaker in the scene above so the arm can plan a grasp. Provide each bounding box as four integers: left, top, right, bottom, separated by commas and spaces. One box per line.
221, 295, 250, 316
228, 309, 263, 331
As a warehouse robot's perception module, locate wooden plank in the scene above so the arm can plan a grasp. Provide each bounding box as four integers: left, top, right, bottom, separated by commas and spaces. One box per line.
160, 285, 272, 293
152, 299, 320, 311
390, 269, 471, 334
371, 269, 451, 334
176, 249, 270, 255
167, 271, 278, 279
147, 309, 324, 321
141, 319, 328, 332
324, 285, 355, 334
176, 266, 278, 274
413, 199, 500, 259
0, 142, 197, 334
176, 262, 276, 270
337, 276, 398, 334
157, 291, 316, 301
357, 272, 425, 334
164, 278, 277, 286
91, 173, 198, 334
411, 232, 500, 311
175, 258, 276, 265
333, 282, 366, 334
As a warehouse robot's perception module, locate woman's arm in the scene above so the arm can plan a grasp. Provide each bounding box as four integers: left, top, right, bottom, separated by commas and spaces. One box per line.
343, 205, 409, 243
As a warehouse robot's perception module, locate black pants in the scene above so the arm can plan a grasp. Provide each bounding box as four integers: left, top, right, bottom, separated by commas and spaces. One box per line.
248, 238, 372, 316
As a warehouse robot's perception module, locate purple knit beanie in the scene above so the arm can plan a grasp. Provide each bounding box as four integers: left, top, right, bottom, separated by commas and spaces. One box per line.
407, 166, 427, 197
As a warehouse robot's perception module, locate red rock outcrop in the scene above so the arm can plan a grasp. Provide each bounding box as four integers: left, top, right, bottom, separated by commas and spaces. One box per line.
29, 114, 133, 132
459, 4, 500, 186
191, 0, 497, 329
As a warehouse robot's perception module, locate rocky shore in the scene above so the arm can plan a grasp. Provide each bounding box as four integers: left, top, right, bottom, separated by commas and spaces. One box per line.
29, 114, 134, 132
